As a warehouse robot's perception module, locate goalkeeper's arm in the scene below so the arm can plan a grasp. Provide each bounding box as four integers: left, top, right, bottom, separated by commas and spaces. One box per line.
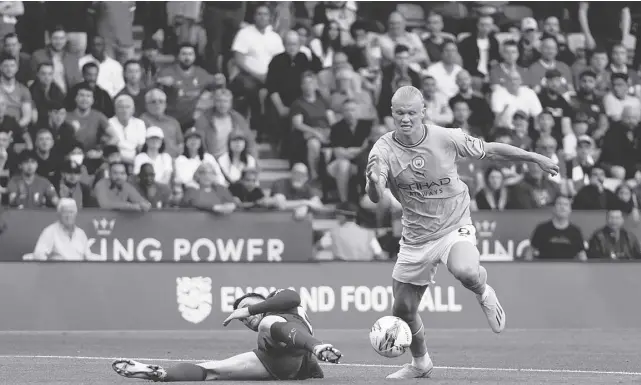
248, 289, 301, 315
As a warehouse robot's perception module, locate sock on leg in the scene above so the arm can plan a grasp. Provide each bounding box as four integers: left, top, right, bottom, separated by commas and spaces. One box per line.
270, 322, 322, 352
164, 363, 207, 382
409, 323, 431, 370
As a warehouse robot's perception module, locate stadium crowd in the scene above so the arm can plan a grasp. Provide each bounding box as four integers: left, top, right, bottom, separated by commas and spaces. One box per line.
0, 1, 640, 260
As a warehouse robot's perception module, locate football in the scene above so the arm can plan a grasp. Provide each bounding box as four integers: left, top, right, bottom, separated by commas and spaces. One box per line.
369, 316, 412, 358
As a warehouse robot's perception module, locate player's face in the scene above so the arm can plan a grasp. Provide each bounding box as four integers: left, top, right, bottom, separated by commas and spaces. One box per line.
391, 98, 424, 134
237, 297, 264, 331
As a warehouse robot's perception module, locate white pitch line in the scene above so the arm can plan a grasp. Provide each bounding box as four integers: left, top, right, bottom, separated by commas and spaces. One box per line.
0, 355, 639, 377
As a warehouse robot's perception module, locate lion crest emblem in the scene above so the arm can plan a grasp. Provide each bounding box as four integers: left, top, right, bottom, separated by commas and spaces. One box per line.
176, 277, 213, 324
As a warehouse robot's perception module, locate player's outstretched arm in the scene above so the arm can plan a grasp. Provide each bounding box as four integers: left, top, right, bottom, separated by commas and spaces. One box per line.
484, 142, 560, 176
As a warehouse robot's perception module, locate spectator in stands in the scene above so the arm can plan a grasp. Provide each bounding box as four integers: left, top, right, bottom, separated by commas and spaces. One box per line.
421, 12, 455, 64
110, 94, 146, 165
568, 70, 608, 140
527, 36, 573, 92
54, 160, 93, 209
588, 209, 641, 260
538, 69, 574, 148
291, 71, 335, 180
508, 162, 560, 209
115, 60, 146, 117
195, 88, 255, 158
572, 166, 618, 210
317, 50, 353, 101
449, 99, 484, 139
44, 102, 76, 155
66, 85, 116, 174
612, 183, 639, 219
229, 168, 272, 209
67, 62, 114, 118
511, 111, 533, 151
578, 2, 631, 51
0, 126, 16, 197
91, 145, 121, 187
0, 93, 30, 152
608, 44, 640, 94
422, 75, 452, 126
3, 33, 32, 85
425, 41, 462, 99
450, 70, 493, 133
327, 99, 371, 203
30, 62, 65, 127
7, 149, 58, 208
535, 135, 565, 184
174, 127, 225, 189
344, 19, 380, 71
133, 126, 173, 185
312, 2, 358, 46
140, 88, 183, 158
201, 1, 246, 74
475, 167, 512, 211
94, 161, 151, 211
491, 70, 542, 128
0, 54, 32, 132
157, 43, 215, 128
458, 15, 500, 77
566, 134, 597, 193
517, 17, 541, 68
573, 47, 610, 98
272, 162, 324, 216
182, 162, 236, 215
379, 12, 429, 69
230, 5, 284, 118
310, 20, 343, 69
599, 105, 641, 180
329, 68, 376, 121
217, 130, 258, 186
33, 128, 56, 182
133, 162, 171, 209
489, 39, 526, 90
542, 16, 575, 66
140, 39, 160, 89
524, 195, 586, 261
31, 25, 82, 93
32, 198, 92, 261
603, 73, 641, 123
79, 35, 124, 99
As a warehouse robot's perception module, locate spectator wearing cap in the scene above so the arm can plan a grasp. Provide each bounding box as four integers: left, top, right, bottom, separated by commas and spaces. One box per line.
572, 166, 618, 210
565, 134, 597, 193
174, 127, 225, 189
421, 75, 452, 126
489, 39, 527, 91
526, 36, 573, 93
449, 70, 494, 137
217, 131, 258, 186
0, 92, 30, 152
67, 62, 114, 118
7, 149, 59, 208
0, 54, 33, 131
33, 128, 57, 183
458, 15, 500, 77
568, 70, 608, 139
587, 209, 641, 260
109, 94, 146, 164
54, 160, 94, 208
378, 12, 429, 70
30, 26, 83, 93
424, 41, 462, 100
229, 5, 284, 119
517, 17, 541, 68
32, 198, 92, 261
537, 69, 574, 148
133, 126, 173, 185
609, 44, 641, 97
378, 44, 421, 124
181, 162, 236, 215
420, 12, 456, 64
272, 163, 324, 216
91, 145, 121, 187
329, 68, 376, 122
603, 73, 641, 123
94, 160, 151, 211
140, 88, 184, 158
2, 33, 32, 85
599, 106, 641, 180
78, 35, 124, 98
194, 88, 255, 159
229, 168, 273, 209
491, 70, 542, 128
29, 62, 66, 128
133, 163, 172, 209
115, 60, 147, 117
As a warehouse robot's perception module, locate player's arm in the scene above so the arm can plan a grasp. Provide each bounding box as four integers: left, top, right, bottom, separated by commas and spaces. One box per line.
484, 142, 559, 176
247, 289, 301, 315
365, 144, 389, 204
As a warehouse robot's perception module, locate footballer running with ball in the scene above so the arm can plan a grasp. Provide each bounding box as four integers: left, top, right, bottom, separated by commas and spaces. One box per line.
366, 85, 559, 378
112, 289, 341, 382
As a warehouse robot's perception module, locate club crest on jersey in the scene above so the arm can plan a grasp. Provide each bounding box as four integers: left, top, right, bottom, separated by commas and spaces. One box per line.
411, 156, 425, 171
176, 277, 213, 324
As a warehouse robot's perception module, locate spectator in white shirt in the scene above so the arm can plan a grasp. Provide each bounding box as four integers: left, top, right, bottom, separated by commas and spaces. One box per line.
78, 35, 124, 98
174, 127, 225, 189
217, 131, 258, 186
133, 126, 173, 185
603, 73, 641, 122
378, 11, 429, 70
229, 4, 284, 118
109, 94, 146, 164
31, 198, 92, 261
422, 75, 453, 126
424, 41, 463, 99
492, 70, 543, 128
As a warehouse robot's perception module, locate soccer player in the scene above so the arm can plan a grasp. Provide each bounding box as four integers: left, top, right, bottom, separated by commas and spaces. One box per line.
366, 86, 558, 379
112, 289, 341, 382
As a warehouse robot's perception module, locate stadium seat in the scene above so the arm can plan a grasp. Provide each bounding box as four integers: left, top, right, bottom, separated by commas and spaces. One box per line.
396, 3, 425, 30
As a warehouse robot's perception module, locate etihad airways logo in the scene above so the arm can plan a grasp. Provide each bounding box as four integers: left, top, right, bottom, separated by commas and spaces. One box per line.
397, 177, 451, 197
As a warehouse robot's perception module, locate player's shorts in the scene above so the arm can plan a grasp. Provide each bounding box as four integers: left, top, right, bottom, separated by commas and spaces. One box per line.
392, 224, 477, 286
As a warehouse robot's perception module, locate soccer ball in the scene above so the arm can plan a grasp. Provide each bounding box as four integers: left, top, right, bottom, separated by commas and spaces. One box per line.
369, 316, 412, 358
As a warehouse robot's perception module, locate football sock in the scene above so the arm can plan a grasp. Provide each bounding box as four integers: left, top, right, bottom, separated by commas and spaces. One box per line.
411, 352, 432, 370
408, 319, 428, 358
163, 363, 207, 382
270, 322, 322, 352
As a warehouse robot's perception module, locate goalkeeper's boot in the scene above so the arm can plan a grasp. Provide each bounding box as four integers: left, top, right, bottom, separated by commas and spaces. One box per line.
313, 343, 342, 363
112, 359, 168, 382
477, 284, 506, 333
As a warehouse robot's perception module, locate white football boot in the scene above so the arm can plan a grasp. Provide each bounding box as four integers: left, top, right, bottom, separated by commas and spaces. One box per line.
112, 359, 168, 382
477, 284, 506, 333
386, 360, 434, 379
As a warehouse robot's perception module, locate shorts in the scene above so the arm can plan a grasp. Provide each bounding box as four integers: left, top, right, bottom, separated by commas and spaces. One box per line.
392, 224, 477, 286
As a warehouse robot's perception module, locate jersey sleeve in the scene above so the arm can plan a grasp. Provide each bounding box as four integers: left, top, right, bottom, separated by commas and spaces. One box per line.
367, 141, 391, 186
248, 289, 301, 315
446, 128, 486, 160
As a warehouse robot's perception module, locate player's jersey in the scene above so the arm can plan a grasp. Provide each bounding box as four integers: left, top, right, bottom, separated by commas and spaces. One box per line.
368, 124, 486, 245
263, 290, 313, 334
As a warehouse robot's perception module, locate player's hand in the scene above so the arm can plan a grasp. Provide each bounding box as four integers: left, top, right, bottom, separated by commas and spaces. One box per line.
366, 155, 380, 185
536, 155, 560, 176
223, 307, 251, 326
